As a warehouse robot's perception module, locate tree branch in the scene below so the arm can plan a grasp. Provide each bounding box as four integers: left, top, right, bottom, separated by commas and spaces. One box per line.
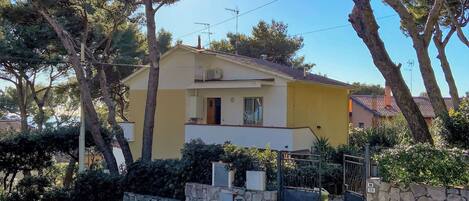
384, 0, 421, 39
423, 0, 444, 43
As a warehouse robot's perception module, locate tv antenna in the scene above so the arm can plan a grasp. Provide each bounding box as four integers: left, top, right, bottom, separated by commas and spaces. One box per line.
405, 59, 414, 94
195, 22, 213, 45
225, 7, 240, 54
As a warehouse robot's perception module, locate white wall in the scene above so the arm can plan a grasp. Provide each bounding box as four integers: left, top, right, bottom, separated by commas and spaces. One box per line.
185, 124, 315, 151
127, 48, 196, 90
125, 47, 291, 129
188, 85, 287, 127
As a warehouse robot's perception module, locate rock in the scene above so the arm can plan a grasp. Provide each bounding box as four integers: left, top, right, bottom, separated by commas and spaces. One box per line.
461, 190, 469, 200
263, 192, 273, 200
390, 187, 400, 201
380, 182, 391, 192
417, 196, 431, 201
410, 183, 427, 198
447, 194, 464, 201
448, 189, 461, 195
252, 192, 262, 201
401, 192, 415, 201
379, 192, 390, 201
427, 186, 446, 201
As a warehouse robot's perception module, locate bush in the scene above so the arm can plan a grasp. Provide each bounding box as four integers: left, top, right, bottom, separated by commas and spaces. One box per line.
349, 115, 412, 149
440, 99, 469, 149
375, 143, 469, 186
5, 176, 52, 201
42, 188, 72, 201
121, 140, 279, 199
122, 160, 185, 199
180, 139, 224, 185
222, 144, 277, 188
72, 170, 123, 201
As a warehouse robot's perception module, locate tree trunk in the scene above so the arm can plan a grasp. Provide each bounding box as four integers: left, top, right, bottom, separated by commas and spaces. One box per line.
383, 0, 448, 118
98, 66, 134, 167
34, 103, 45, 132
36, 6, 119, 175
141, 0, 162, 161
433, 27, 460, 110
16, 80, 29, 133
63, 157, 76, 188
349, 0, 433, 144
413, 39, 449, 117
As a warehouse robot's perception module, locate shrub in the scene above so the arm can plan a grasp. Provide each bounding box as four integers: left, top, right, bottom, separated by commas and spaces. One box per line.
42, 188, 72, 201
440, 99, 469, 149
222, 144, 277, 188
349, 115, 412, 149
5, 176, 51, 201
72, 170, 123, 201
180, 139, 224, 185
122, 140, 279, 198
122, 160, 185, 199
375, 143, 469, 186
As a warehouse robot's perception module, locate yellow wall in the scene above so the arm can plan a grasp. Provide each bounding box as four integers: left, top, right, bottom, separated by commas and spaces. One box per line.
128, 89, 186, 160
287, 82, 349, 146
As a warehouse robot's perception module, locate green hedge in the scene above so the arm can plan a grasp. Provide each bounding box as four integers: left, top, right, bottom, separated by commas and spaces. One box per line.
122, 140, 278, 200
71, 171, 123, 201
375, 143, 469, 187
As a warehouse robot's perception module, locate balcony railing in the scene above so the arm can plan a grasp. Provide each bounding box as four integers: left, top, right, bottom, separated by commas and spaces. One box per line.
184, 123, 318, 151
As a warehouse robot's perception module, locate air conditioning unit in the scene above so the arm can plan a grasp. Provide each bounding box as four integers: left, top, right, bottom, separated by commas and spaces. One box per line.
205, 68, 223, 80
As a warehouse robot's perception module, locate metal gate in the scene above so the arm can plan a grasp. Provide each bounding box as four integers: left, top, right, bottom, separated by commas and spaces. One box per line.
277, 152, 322, 201
342, 145, 371, 201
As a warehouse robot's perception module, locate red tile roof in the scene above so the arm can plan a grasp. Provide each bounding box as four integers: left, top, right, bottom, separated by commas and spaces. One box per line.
351, 95, 454, 118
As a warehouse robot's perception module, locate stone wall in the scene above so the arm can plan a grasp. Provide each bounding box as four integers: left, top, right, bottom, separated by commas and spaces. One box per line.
185, 183, 277, 201
123, 192, 180, 201
366, 178, 469, 201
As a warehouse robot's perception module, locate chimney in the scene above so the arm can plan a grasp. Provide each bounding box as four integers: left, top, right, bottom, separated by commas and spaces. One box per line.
384, 82, 392, 108
303, 67, 307, 78
197, 35, 202, 49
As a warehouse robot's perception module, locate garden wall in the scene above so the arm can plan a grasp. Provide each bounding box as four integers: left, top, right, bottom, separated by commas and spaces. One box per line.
366, 178, 469, 201
123, 192, 180, 201
185, 183, 277, 201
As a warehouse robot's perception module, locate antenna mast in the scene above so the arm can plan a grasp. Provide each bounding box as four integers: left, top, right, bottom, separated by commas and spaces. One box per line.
406, 60, 414, 94
195, 22, 213, 46
226, 7, 240, 54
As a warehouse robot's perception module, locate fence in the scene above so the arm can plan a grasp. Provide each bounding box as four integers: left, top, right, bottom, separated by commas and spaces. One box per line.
277, 151, 323, 201
342, 145, 380, 201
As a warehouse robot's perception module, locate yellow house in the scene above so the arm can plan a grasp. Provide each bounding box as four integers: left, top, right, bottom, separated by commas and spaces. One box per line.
121, 45, 351, 160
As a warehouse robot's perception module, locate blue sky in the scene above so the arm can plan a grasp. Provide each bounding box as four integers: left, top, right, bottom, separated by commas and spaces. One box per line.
155, 0, 469, 96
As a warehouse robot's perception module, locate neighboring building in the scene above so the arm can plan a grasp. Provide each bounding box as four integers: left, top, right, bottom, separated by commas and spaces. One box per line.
0, 119, 22, 133
349, 86, 454, 128
121, 45, 352, 159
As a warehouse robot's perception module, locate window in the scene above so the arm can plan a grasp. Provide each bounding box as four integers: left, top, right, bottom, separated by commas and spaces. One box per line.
358, 122, 365, 128
244, 97, 263, 125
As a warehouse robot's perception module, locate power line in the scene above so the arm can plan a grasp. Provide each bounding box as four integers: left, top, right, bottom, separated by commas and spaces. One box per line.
294, 14, 397, 36
176, 0, 279, 40
0, 56, 150, 68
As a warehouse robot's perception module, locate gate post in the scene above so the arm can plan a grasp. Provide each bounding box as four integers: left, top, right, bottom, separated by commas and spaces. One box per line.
364, 144, 370, 178
277, 151, 283, 201
318, 149, 322, 200
364, 144, 371, 199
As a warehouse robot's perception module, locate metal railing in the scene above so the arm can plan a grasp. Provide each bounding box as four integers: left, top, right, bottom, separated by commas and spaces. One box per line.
343, 145, 371, 197
277, 151, 323, 200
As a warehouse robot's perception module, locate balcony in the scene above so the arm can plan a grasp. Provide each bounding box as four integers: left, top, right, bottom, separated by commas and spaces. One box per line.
184, 124, 318, 151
